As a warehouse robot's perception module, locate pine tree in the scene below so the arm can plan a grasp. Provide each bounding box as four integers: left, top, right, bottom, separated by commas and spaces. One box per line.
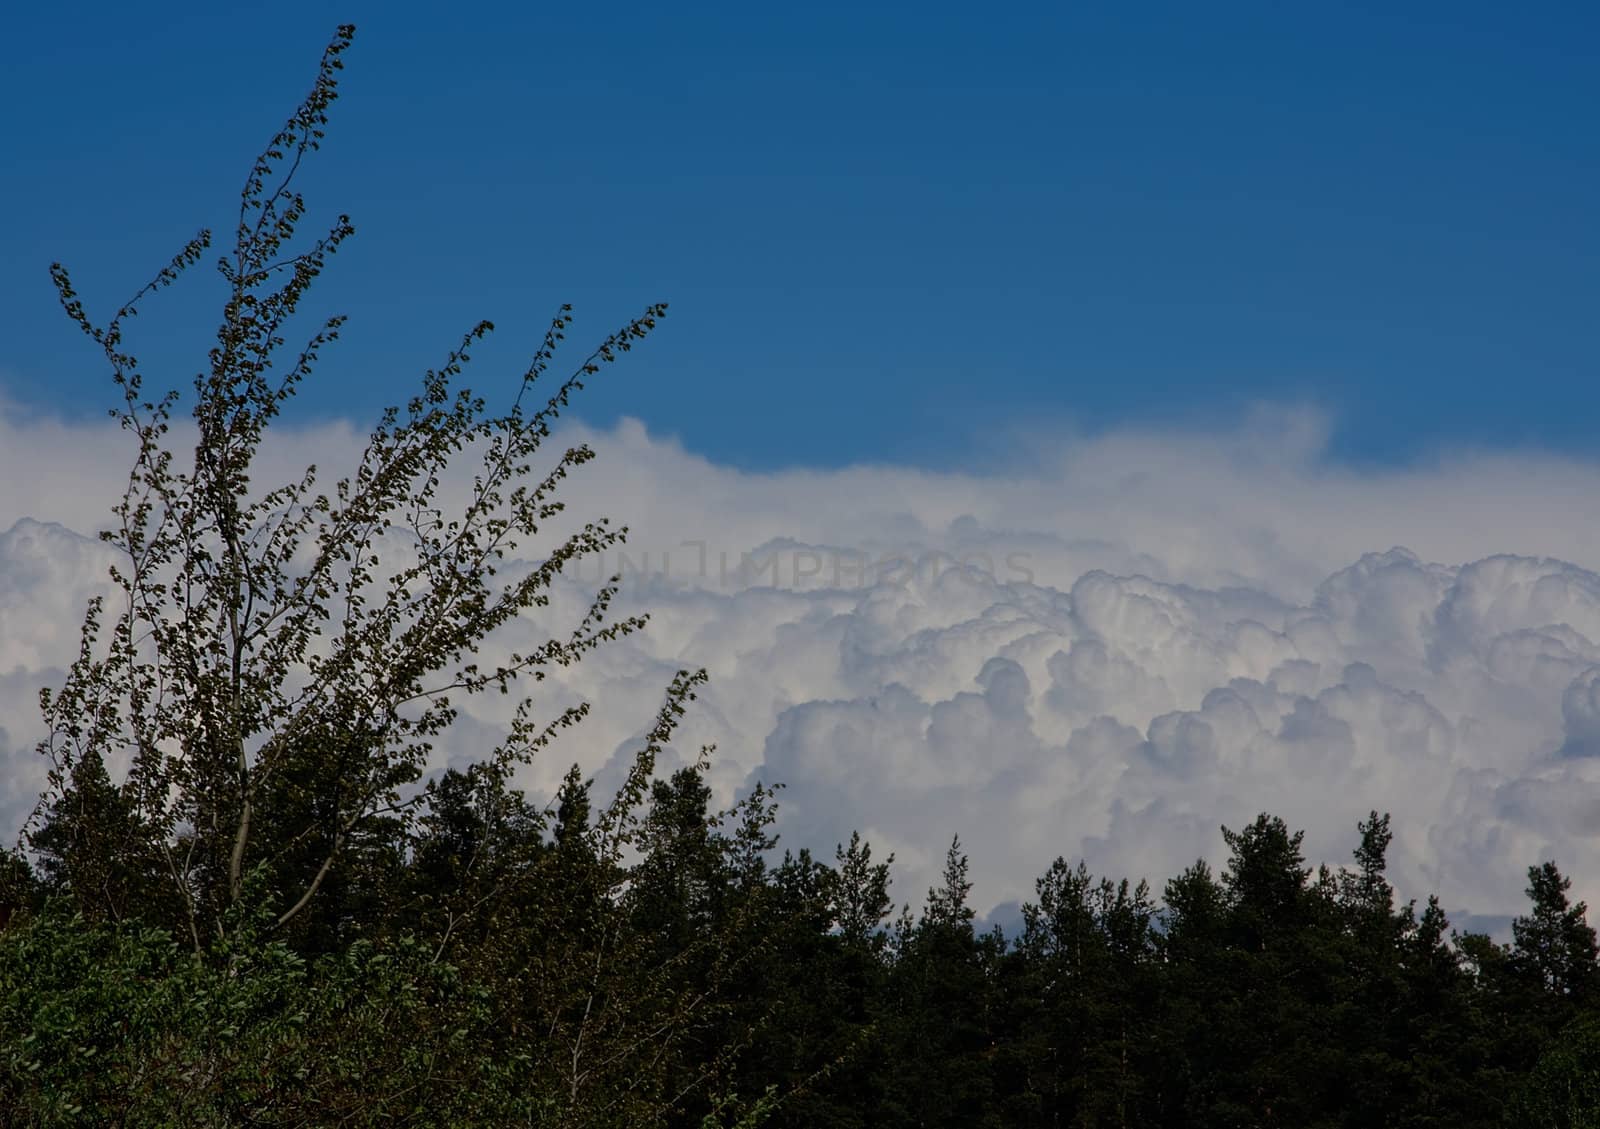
29, 749, 156, 925
1205, 815, 1340, 1126
834, 831, 895, 950
1514, 861, 1600, 1007
878, 835, 998, 1128
1017, 858, 1158, 1127
1153, 858, 1233, 1126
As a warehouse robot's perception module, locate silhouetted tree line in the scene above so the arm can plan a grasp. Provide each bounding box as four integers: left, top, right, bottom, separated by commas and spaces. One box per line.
2, 764, 1597, 1127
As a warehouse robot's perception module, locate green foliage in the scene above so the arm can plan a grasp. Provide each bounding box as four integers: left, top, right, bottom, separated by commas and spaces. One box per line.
5, 22, 782, 1126
834, 831, 894, 950
0, 908, 502, 1126
31, 22, 664, 950
7, 790, 1600, 1125
1515, 862, 1600, 1006
1509, 1013, 1600, 1129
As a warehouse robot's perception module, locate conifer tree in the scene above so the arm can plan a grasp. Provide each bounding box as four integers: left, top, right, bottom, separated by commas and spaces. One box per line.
834, 831, 894, 951
877, 836, 997, 1128
1514, 861, 1600, 1006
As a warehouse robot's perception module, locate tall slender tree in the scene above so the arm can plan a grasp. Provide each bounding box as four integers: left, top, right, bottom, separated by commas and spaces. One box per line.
1514, 861, 1600, 1007
27, 24, 674, 953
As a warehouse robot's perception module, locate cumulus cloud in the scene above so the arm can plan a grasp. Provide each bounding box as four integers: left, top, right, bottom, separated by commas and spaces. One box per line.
5, 399, 1600, 930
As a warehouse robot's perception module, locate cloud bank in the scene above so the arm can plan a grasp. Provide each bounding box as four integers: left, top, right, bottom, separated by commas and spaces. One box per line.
5, 401, 1600, 929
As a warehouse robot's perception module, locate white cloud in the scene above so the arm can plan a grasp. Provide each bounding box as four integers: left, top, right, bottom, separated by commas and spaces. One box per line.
5, 400, 1600, 930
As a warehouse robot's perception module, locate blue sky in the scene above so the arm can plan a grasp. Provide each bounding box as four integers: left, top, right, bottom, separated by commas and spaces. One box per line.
3, 1, 1596, 470
8, 1, 1600, 919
